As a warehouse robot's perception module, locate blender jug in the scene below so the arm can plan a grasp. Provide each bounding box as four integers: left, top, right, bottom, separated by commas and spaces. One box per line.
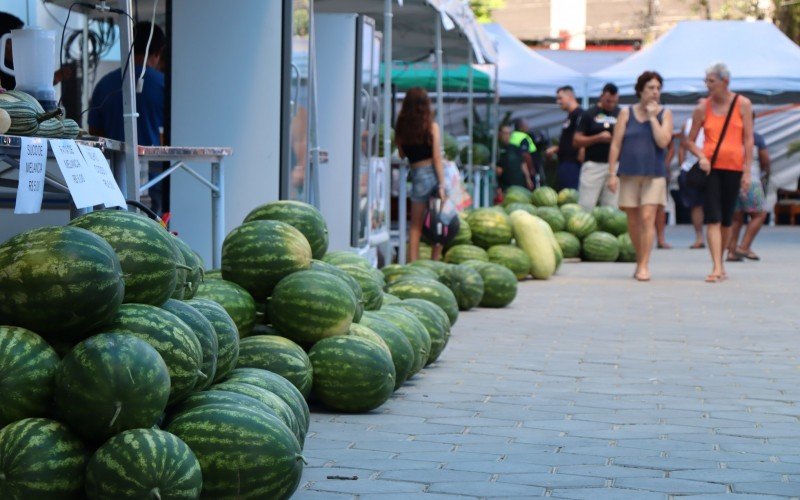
0, 28, 57, 110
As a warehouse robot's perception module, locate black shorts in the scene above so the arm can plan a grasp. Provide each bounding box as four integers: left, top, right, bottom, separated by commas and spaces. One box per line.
704, 168, 742, 226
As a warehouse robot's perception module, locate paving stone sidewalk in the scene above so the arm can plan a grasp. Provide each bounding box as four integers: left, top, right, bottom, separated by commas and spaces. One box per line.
296, 227, 800, 499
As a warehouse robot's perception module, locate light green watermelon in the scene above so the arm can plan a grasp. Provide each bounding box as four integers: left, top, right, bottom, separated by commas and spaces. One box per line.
557, 188, 579, 206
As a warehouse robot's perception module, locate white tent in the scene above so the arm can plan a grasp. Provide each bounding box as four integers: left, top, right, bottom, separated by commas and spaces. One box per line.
589, 21, 800, 103
482, 23, 585, 99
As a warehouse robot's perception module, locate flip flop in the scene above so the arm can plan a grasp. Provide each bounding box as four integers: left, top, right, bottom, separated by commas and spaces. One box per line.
657, 243, 673, 249
726, 254, 743, 262
690, 243, 706, 249
737, 249, 760, 261
705, 274, 722, 283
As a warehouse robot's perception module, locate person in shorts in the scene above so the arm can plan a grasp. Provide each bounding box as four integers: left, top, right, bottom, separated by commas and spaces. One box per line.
727, 129, 769, 261
607, 71, 674, 282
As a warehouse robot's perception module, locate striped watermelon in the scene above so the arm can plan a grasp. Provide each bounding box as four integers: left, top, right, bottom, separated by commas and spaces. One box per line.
554, 231, 582, 259
236, 335, 313, 398
388, 299, 450, 365
244, 200, 329, 259
165, 389, 279, 426
416, 241, 433, 260
444, 244, 489, 264
161, 299, 218, 391
600, 210, 629, 236
326, 259, 384, 311
504, 202, 537, 216
462, 261, 518, 308
210, 381, 303, 445
268, 270, 356, 346
184, 298, 240, 383
0, 418, 88, 498
0, 326, 59, 427
409, 259, 450, 278
169, 239, 190, 300
171, 235, 204, 300
557, 188, 579, 205
385, 277, 459, 326
502, 186, 532, 206
535, 206, 567, 232
445, 215, 472, 249
592, 206, 616, 226
105, 304, 204, 403
618, 233, 636, 262
381, 263, 437, 285
165, 404, 303, 499
566, 211, 598, 239
311, 260, 364, 322
559, 203, 585, 220
309, 336, 395, 412
467, 208, 513, 249
366, 309, 431, 377
195, 278, 257, 338
487, 244, 531, 280
221, 220, 312, 301
530, 186, 558, 207
382, 293, 402, 305
357, 315, 415, 390
0, 226, 124, 339
54, 334, 170, 443
582, 231, 621, 262
346, 323, 392, 357
69, 210, 179, 306
320, 250, 371, 268
205, 269, 222, 280
223, 368, 309, 435
440, 265, 485, 311
84, 429, 202, 499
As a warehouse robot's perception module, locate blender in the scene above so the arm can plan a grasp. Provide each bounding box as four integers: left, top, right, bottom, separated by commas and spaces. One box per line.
0, 27, 58, 111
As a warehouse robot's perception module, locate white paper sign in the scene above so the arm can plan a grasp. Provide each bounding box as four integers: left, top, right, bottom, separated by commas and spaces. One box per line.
50, 139, 107, 209
77, 144, 127, 208
14, 137, 47, 214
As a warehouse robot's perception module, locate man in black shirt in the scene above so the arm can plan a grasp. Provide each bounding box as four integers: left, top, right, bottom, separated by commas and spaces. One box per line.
546, 86, 583, 190
574, 83, 620, 210
497, 124, 534, 192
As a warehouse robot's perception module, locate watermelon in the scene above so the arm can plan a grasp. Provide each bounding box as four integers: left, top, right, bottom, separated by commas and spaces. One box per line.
554, 231, 582, 259
535, 206, 567, 232
382, 292, 402, 305
346, 323, 392, 356
54, 334, 170, 443
69, 210, 179, 306
502, 186, 532, 206
462, 261, 518, 308
459, 142, 490, 166
165, 404, 303, 499
0, 226, 124, 339
267, 270, 356, 346
223, 368, 309, 434
312, 259, 364, 321
445, 215, 472, 249
185, 298, 240, 383
211, 381, 303, 445
582, 231, 621, 262
409, 259, 450, 278
195, 278, 257, 338
169, 240, 190, 301
221, 220, 312, 301
467, 208, 513, 249
601, 210, 629, 236
236, 335, 313, 398
357, 315, 415, 390
388, 299, 450, 365
618, 233, 637, 262
0, 326, 59, 427
592, 206, 616, 226
366, 309, 431, 377
504, 202, 537, 216
560, 203, 585, 220
440, 264, 485, 311
165, 389, 279, 427
510, 211, 557, 280
444, 244, 489, 264
567, 211, 598, 239
381, 263, 437, 285
557, 188, 579, 205
322, 254, 384, 311
320, 250, 372, 268
309, 336, 395, 412
171, 235, 204, 300
0, 418, 88, 498
487, 244, 531, 280
205, 269, 222, 280
105, 304, 204, 403
84, 429, 202, 500
385, 277, 459, 326
531, 186, 558, 207
244, 200, 329, 259
416, 241, 433, 260
161, 299, 219, 391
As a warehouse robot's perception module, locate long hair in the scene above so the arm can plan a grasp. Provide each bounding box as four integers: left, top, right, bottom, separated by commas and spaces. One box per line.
395, 87, 433, 147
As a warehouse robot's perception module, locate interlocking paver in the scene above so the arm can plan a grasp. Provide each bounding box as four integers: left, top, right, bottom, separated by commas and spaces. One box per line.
547, 487, 667, 499
732, 481, 800, 496
495, 471, 607, 488
426, 481, 546, 496
612, 476, 728, 494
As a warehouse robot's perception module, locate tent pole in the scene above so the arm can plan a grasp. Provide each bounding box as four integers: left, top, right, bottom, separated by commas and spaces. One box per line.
467, 47, 474, 207
582, 78, 589, 109
385, 0, 400, 263
489, 53, 499, 207
435, 16, 444, 154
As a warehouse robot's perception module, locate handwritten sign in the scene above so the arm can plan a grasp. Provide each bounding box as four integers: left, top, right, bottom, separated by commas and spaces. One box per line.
50, 139, 106, 209
14, 137, 47, 214
77, 144, 126, 208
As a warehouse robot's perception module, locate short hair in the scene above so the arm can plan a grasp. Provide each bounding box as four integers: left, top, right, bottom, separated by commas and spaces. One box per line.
634, 71, 663, 98
602, 83, 618, 95
0, 12, 24, 37
134, 22, 166, 57
512, 118, 526, 131
556, 85, 574, 95
706, 62, 730, 81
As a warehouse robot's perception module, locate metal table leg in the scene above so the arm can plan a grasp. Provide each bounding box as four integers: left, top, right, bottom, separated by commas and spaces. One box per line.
398, 163, 408, 264
211, 160, 224, 269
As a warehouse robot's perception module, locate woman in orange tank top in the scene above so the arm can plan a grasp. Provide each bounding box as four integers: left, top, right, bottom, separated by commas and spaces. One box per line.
686, 63, 754, 283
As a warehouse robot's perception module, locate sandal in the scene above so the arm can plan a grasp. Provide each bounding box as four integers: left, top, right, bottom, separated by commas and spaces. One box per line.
726, 253, 743, 262
690, 242, 706, 249
736, 249, 760, 261
705, 274, 722, 283
657, 242, 672, 249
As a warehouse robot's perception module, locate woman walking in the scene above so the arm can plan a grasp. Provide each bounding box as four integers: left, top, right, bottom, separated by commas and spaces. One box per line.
686, 63, 753, 283
607, 71, 673, 281
395, 87, 447, 262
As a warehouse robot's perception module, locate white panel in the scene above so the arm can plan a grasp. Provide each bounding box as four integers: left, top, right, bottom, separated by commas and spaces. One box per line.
315, 13, 357, 252
169, 0, 282, 265
550, 0, 586, 50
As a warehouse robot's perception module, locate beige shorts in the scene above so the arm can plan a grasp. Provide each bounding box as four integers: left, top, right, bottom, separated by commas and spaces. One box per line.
618, 176, 667, 207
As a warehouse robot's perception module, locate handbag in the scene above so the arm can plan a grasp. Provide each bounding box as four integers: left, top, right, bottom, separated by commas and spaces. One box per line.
686, 94, 739, 190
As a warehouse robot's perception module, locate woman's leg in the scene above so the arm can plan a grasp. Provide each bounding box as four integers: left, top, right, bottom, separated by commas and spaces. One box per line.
707, 223, 724, 278
703, 170, 724, 280
408, 201, 426, 262
623, 206, 642, 275
690, 206, 705, 246
431, 244, 443, 261
655, 204, 670, 248
637, 204, 658, 279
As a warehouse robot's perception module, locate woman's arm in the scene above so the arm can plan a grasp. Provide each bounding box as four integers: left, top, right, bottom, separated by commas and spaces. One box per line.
431, 123, 446, 198
650, 107, 673, 149
606, 107, 629, 193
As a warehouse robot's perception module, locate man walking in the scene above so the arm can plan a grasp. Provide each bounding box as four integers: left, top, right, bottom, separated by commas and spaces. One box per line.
727, 127, 770, 261
546, 86, 583, 190
574, 83, 620, 210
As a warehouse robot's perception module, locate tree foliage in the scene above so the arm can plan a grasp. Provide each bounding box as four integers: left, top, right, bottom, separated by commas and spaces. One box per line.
469, 0, 505, 23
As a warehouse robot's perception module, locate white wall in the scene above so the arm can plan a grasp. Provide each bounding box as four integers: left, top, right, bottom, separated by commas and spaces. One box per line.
169, 0, 283, 266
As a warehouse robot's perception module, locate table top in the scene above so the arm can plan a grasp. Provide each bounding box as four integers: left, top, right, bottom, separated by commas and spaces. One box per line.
0, 135, 232, 160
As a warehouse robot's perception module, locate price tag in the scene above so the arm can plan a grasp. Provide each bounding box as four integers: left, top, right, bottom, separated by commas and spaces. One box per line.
14, 137, 47, 214
77, 144, 126, 208
50, 139, 107, 209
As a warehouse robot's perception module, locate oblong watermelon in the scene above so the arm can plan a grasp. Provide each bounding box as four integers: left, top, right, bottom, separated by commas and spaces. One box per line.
185, 298, 240, 383
444, 244, 489, 264
331, 262, 384, 311
357, 315, 415, 390
160, 299, 218, 391
195, 278, 257, 338
440, 264, 485, 311
582, 231, 621, 262
169, 239, 190, 300
388, 299, 451, 365
244, 200, 329, 259
223, 368, 309, 435
236, 335, 313, 398
385, 277, 459, 326
487, 244, 531, 280
560, 203, 585, 220
600, 210, 629, 236
444, 216, 472, 249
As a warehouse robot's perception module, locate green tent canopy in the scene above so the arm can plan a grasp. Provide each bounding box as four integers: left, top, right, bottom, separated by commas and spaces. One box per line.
383, 62, 492, 93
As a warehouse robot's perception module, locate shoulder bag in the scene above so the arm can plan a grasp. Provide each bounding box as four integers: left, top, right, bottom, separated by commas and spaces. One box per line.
686, 94, 739, 190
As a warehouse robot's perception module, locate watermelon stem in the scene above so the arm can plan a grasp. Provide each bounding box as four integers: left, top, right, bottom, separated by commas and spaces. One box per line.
175, 264, 193, 272
297, 454, 308, 465
149, 487, 161, 500
197, 370, 208, 380
109, 401, 122, 428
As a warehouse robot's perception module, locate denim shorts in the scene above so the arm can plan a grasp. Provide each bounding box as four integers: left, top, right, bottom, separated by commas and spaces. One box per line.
409, 165, 439, 203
